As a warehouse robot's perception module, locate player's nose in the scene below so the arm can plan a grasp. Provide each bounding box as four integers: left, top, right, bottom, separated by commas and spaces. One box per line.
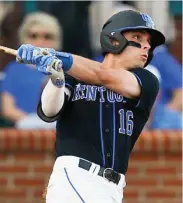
142, 41, 151, 51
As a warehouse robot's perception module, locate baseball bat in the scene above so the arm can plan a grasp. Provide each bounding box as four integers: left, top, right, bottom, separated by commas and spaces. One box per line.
0, 45, 17, 56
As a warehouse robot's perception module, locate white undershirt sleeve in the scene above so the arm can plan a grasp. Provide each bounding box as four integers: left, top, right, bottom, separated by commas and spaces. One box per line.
41, 79, 71, 117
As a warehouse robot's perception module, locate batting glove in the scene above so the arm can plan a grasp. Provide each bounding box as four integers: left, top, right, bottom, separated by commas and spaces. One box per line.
16, 44, 56, 64
36, 55, 62, 74
36, 48, 73, 72
37, 55, 65, 88
17, 44, 73, 72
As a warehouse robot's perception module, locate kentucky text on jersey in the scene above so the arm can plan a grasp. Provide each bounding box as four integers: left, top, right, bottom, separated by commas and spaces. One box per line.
72, 83, 125, 103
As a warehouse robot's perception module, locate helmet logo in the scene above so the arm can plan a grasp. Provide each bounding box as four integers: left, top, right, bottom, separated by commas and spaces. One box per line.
140, 13, 155, 29
111, 32, 115, 36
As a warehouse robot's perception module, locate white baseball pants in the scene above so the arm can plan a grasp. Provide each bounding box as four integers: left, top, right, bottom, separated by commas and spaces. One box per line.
46, 156, 126, 203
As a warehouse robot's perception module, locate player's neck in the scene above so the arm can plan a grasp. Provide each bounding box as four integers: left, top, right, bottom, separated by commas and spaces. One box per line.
103, 53, 129, 70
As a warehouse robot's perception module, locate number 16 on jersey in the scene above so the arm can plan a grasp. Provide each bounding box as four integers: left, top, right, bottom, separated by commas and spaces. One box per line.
119, 109, 134, 136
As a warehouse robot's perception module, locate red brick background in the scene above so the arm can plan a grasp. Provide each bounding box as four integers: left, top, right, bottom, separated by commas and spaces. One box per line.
0, 129, 182, 203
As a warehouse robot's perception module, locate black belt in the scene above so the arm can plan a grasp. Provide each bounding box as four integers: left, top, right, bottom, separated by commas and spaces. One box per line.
78, 159, 121, 184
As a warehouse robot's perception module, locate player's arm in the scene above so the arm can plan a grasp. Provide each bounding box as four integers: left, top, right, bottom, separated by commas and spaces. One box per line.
40, 79, 68, 117
67, 55, 159, 116
37, 74, 74, 122
36, 62, 77, 121
15, 45, 77, 121
67, 54, 140, 99
16, 45, 141, 99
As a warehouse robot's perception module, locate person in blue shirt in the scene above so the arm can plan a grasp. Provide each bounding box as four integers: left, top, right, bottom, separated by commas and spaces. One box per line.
0, 12, 63, 125
149, 43, 182, 129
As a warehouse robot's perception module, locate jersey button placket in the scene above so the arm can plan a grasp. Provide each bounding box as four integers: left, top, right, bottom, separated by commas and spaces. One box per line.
105, 104, 109, 108
107, 153, 111, 157
105, 128, 110, 133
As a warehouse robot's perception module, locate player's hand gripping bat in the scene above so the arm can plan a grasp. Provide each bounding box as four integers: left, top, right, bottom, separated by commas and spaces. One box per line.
0, 45, 64, 80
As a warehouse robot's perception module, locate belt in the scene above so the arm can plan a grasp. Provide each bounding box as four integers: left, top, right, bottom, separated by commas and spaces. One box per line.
78, 159, 121, 184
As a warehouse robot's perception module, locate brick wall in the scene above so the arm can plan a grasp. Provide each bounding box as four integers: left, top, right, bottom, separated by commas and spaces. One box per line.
0, 129, 182, 203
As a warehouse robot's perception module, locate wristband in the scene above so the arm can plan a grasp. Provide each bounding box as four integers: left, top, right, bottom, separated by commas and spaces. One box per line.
49, 67, 65, 88
55, 52, 73, 72
51, 76, 65, 88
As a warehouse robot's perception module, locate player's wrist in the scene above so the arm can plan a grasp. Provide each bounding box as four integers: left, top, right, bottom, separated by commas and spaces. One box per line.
49, 67, 65, 88
55, 51, 73, 72
50, 76, 65, 88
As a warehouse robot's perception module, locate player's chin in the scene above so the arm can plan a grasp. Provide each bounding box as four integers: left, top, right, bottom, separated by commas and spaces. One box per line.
133, 61, 145, 69
138, 59, 147, 68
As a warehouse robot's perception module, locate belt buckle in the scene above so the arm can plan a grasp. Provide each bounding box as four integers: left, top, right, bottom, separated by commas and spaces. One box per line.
103, 168, 120, 184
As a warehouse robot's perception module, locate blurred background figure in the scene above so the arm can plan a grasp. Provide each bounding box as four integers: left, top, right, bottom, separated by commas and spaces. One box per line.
147, 2, 182, 130
0, 11, 63, 129
0, 1, 23, 85
38, 1, 92, 58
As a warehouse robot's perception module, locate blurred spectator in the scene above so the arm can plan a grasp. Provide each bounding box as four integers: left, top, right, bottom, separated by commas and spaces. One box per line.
38, 1, 92, 57
0, 2, 24, 73
0, 2, 24, 127
148, 14, 182, 129
0, 1, 14, 24
0, 12, 62, 129
168, 15, 182, 64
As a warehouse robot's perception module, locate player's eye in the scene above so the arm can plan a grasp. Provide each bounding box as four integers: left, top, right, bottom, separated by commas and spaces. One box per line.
148, 39, 152, 46
133, 35, 141, 41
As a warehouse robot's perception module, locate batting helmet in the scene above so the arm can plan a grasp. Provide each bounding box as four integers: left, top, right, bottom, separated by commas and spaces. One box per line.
100, 10, 165, 66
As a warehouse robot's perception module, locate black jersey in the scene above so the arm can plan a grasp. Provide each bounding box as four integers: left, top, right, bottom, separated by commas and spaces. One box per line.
37, 68, 159, 175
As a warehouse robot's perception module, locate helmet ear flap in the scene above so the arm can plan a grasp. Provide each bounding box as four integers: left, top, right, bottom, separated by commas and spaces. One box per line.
100, 31, 128, 54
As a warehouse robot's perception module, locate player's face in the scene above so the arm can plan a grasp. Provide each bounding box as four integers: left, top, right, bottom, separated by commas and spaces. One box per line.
25, 26, 58, 49
120, 30, 152, 68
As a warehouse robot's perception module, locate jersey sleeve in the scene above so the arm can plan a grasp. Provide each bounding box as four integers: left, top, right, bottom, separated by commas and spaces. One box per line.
130, 68, 159, 116
37, 74, 77, 123
37, 93, 69, 123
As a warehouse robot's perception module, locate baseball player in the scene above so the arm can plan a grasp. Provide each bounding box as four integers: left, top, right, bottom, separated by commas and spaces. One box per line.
16, 10, 165, 203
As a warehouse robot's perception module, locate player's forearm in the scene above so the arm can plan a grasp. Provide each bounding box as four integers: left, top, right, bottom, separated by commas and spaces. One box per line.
67, 55, 103, 85
56, 52, 120, 87
41, 79, 65, 117
67, 55, 139, 98
57, 53, 140, 98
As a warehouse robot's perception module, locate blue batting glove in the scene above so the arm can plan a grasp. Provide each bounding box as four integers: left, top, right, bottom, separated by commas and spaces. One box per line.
39, 49, 73, 72
17, 44, 73, 72
36, 55, 63, 75
37, 55, 65, 88
16, 44, 40, 64
16, 44, 56, 64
